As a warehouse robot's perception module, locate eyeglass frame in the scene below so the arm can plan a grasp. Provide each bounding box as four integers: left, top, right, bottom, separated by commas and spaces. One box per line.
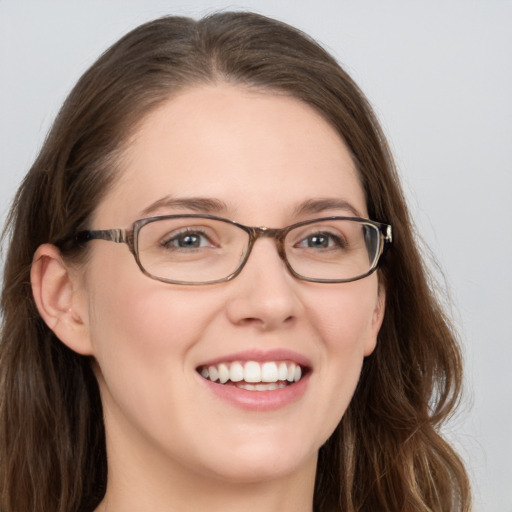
62, 214, 392, 285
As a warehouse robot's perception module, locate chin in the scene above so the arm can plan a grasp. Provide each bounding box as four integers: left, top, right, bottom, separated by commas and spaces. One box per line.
209, 453, 316, 485
193, 429, 319, 485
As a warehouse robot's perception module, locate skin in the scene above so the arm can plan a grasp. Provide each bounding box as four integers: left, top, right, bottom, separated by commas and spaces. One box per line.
32, 84, 385, 512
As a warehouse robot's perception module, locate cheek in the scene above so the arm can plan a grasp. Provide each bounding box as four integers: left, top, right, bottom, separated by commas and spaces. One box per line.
308, 278, 380, 353
85, 245, 215, 354
87, 280, 217, 373
87, 281, 177, 422
303, 280, 380, 428
83, 252, 218, 410
84, 267, 227, 452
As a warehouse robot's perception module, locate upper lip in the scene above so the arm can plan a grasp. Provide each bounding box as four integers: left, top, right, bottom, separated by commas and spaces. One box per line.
196, 349, 312, 370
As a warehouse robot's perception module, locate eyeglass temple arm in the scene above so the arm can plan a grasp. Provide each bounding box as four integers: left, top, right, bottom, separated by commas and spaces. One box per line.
378, 225, 393, 264
384, 224, 392, 244
73, 229, 128, 244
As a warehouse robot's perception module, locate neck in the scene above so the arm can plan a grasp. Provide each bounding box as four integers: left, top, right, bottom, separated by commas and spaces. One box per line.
96, 453, 317, 512
95, 414, 317, 512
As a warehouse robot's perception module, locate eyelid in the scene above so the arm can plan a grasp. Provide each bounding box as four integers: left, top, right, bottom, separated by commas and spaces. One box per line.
159, 230, 216, 251
161, 225, 216, 238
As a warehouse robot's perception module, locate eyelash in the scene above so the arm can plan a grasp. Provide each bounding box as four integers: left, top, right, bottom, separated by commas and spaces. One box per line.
294, 230, 348, 250
160, 228, 216, 249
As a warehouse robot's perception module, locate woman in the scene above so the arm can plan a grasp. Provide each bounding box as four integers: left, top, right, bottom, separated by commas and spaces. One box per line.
0, 11, 470, 512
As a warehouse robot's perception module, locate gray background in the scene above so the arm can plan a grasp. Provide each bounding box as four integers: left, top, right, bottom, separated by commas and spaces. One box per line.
1, 1, 511, 510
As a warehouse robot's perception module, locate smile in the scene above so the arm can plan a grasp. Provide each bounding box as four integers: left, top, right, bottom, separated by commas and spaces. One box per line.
197, 360, 303, 391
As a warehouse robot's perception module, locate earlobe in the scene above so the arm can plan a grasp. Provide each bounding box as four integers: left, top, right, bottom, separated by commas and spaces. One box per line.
31, 244, 93, 355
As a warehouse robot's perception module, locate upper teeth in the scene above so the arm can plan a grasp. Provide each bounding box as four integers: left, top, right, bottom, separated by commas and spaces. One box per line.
199, 361, 302, 384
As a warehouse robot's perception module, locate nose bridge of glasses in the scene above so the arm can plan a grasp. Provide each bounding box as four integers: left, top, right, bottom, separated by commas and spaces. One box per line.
247, 226, 287, 259
253, 226, 281, 238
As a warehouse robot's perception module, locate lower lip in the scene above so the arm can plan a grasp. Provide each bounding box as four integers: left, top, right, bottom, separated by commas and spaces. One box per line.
199, 373, 310, 411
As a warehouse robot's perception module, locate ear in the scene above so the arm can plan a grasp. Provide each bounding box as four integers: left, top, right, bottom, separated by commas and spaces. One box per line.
363, 285, 386, 356
31, 244, 93, 355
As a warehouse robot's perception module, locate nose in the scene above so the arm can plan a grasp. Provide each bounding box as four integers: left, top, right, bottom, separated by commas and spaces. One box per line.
225, 237, 303, 330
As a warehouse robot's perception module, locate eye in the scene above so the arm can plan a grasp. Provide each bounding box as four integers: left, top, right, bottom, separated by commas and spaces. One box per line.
161, 229, 215, 250
295, 231, 347, 250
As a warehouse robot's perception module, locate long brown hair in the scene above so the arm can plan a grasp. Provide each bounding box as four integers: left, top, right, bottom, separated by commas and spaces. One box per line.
1, 12, 470, 512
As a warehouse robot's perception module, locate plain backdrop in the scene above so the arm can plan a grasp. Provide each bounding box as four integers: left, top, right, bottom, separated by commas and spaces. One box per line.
1, 1, 511, 510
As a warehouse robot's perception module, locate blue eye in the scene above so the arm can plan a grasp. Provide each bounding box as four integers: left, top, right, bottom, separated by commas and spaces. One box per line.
163, 230, 213, 249
306, 234, 330, 248
296, 231, 346, 249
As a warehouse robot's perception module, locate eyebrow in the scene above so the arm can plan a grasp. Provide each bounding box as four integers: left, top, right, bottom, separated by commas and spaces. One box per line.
293, 198, 363, 218
139, 196, 229, 217
139, 196, 363, 220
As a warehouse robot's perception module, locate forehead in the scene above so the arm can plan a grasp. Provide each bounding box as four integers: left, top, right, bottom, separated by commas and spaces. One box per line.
94, 84, 367, 226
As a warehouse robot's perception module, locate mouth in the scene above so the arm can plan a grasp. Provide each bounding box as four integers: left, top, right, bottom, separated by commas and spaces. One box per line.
196, 360, 306, 391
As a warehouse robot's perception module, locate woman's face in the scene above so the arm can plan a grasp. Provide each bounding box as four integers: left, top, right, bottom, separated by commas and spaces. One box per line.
74, 84, 384, 484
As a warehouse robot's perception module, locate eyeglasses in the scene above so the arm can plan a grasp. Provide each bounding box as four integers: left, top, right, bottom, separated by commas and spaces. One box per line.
68, 214, 392, 285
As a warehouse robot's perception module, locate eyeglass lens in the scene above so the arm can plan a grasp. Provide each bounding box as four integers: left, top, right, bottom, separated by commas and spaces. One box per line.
136, 217, 381, 284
